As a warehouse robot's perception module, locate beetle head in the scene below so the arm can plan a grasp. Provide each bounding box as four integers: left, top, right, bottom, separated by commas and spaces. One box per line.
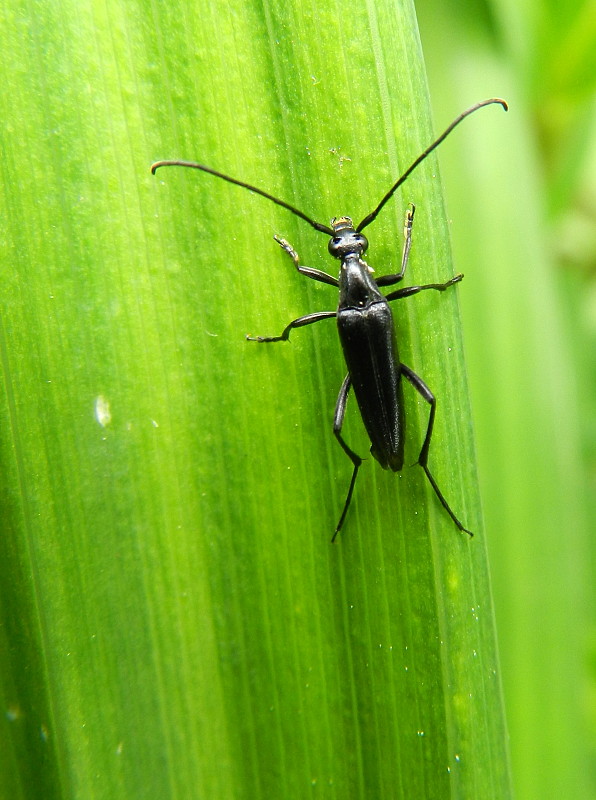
328, 217, 369, 259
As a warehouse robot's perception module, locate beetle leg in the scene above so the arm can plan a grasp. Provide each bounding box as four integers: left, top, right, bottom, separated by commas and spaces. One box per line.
246, 310, 336, 342
384, 273, 463, 302
332, 374, 362, 542
401, 364, 473, 536
274, 235, 339, 287
375, 204, 415, 287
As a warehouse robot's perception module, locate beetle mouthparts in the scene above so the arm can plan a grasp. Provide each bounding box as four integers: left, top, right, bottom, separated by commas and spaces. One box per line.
330, 216, 354, 232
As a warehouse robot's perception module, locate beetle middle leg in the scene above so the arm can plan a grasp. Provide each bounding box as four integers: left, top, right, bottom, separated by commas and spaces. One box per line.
331, 374, 363, 542
401, 364, 472, 536
246, 310, 336, 342
385, 274, 463, 302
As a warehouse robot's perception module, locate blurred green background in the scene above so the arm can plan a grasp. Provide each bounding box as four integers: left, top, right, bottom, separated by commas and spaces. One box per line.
417, 0, 595, 796
0, 0, 594, 798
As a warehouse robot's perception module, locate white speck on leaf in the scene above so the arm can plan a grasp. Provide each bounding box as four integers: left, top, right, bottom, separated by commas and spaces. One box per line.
94, 396, 111, 427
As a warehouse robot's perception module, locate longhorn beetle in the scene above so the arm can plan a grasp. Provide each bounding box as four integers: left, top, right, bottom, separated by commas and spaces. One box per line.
152, 98, 507, 541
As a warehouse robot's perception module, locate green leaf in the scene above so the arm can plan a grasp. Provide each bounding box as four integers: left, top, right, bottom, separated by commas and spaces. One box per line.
0, 0, 512, 797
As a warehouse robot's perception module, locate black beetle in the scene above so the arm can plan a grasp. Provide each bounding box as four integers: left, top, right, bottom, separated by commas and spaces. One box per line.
152, 98, 507, 540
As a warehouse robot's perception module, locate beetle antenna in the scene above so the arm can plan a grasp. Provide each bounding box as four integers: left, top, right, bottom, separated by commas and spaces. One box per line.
151, 160, 333, 236
356, 98, 508, 233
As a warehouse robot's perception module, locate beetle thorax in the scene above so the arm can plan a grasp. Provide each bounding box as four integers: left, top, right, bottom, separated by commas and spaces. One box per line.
338, 254, 382, 309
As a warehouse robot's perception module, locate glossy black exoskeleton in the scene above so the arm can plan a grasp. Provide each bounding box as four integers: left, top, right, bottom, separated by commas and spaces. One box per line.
152, 98, 507, 540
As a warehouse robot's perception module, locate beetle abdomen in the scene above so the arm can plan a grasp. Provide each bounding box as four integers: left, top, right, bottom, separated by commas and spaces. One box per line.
337, 301, 404, 471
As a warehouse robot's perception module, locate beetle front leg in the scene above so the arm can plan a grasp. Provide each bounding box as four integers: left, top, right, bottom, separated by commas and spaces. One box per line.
332, 374, 362, 542
377, 205, 462, 298
274, 235, 339, 288
401, 363, 473, 536
375, 204, 415, 287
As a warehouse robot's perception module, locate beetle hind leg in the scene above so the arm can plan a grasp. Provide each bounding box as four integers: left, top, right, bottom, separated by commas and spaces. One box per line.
401, 364, 473, 536
332, 374, 362, 542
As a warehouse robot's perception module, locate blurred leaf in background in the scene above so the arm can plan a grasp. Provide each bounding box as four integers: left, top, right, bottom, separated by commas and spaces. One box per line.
417, 0, 596, 797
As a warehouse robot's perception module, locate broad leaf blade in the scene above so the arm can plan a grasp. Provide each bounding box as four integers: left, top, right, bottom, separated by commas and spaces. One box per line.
0, 1, 512, 797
